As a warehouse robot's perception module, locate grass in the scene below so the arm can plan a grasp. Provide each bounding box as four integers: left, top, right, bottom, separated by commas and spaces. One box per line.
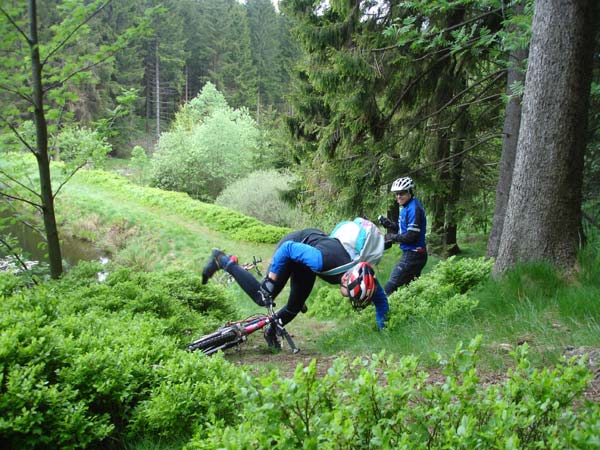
317, 249, 600, 371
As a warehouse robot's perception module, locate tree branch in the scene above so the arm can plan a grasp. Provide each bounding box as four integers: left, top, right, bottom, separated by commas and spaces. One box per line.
0, 83, 34, 103
0, 6, 31, 44
43, 51, 118, 94
53, 161, 86, 199
0, 114, 38, 155
0, 168, 41, 200
0, 191, 43, 210
42, 0, 112, 66
0, 237, 32, 274
372, 6, 504, 53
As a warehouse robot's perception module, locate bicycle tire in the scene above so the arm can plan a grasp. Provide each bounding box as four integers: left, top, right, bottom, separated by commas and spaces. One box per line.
187, 328, 241, 355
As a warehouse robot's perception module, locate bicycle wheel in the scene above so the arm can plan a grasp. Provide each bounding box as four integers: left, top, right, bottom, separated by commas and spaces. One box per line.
187, 327, 242, 355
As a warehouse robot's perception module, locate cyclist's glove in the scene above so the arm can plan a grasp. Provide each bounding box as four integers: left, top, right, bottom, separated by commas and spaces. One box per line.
259, 276, 276, 306
385, 232, 400, 243
378, 215, 397, 231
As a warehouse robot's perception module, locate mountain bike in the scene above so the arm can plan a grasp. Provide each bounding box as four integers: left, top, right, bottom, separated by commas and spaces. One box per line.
186, 298, 300, 356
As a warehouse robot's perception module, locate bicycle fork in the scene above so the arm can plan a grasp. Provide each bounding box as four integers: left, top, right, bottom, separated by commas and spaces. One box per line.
268, 303, 300, 354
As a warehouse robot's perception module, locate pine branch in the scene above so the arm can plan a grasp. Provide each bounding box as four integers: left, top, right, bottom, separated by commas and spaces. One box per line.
372, 6, 504, 53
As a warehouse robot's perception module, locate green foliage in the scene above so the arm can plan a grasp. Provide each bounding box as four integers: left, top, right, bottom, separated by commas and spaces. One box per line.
0, 262, 245, 449
129, 352, 242, 440
52, 160, 291, 244
307, 256, 492, 326
55, 125, 112, 167
216, 169, 305, 227
386, 256, 493, 326
305, 284, 353, 320
188, 337, 599, 449
151, 83, 260, 200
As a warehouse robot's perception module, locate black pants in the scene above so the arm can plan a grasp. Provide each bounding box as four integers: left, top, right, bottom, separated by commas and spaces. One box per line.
220, 254, 315, 326
384, 250, 427, 295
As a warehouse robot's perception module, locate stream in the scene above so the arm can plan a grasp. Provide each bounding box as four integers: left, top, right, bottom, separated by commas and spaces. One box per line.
1, 211, 108, 270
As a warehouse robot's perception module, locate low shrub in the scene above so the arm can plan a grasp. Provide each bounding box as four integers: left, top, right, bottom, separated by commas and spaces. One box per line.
186, 337, 600, 449
307, 256, 492, 327
129, 352, 243, 440
216, 170, 304, 228
0, 263, 244, 449
386, 256, 493, 326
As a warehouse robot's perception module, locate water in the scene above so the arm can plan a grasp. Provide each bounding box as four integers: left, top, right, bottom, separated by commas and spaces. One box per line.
1, 211, 107, 269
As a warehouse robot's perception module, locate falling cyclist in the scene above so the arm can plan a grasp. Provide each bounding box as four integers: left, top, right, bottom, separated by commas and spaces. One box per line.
201, 227, 389, 350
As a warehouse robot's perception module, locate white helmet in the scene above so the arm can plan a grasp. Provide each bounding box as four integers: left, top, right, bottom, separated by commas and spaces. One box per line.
391, 177, 415, 193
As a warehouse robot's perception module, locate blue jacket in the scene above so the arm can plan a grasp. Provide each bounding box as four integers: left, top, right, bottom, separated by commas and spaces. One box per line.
399, 197, 427, 252
270, 230, 389, 328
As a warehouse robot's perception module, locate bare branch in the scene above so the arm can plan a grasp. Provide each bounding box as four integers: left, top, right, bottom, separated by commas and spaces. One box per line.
42, 1, 112, 65
53, 161, 86, 199
43, 51, 118, 94
0, 237, 32, 274
0, 191, 43, 210
3, 201, 46, 238
0, 168, 41, 199
405, 133, 503, 174
420, 70, 505, 126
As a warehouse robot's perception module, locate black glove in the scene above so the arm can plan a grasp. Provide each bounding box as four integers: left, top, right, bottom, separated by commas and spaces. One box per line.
378, 215, 396, 230
259, 277, 276, 306
385, 232, 400, 243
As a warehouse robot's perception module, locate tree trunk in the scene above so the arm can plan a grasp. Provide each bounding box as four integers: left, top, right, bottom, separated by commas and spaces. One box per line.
155, 40, 160, 139
487, 1, 528, 258
29, 0, 63, 278
493, 0, 598, 275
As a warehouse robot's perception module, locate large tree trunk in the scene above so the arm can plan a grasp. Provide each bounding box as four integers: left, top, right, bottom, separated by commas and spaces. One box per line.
493, 0, 597, 275
487, 1, 528, 258
29, 0, 63, 278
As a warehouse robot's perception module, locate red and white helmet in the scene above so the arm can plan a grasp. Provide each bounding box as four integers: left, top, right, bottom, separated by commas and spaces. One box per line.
343, 262, 376, 310
391, 176, 415, 193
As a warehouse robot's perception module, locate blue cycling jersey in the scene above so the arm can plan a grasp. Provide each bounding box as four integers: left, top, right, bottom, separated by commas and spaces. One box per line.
269, 231, 389, 328
399, 197, 427, 252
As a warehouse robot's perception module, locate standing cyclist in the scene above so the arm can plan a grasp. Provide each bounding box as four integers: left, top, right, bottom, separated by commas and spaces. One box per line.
379, 177, 428, 295
201, 228, 389, 350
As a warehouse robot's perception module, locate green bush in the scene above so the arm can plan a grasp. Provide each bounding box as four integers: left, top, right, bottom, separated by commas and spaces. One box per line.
305, 284, 353, 320
129, 352, 243, 440
216, 169, 305, 227
186, 337, 600, 450
151, 83, 260, 200
0, 263, 244, 449
55, 125, 112, 167
386, 256, 493, 327
306, 257, 492, 326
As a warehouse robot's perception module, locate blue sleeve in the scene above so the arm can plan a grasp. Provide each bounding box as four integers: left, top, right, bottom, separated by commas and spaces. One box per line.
269, 241, 324, 275
371, 282, 389, 329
